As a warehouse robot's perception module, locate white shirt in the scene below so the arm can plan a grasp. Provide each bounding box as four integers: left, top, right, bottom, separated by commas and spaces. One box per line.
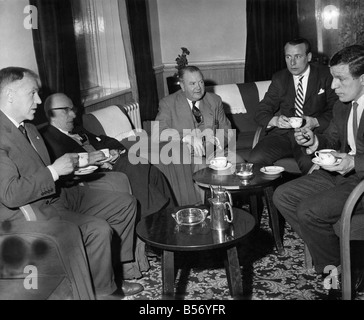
187, 99, 200, 110
347, 95, 364, 155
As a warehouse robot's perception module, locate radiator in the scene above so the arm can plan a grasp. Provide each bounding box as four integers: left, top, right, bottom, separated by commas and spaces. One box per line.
123, 102, 142, 130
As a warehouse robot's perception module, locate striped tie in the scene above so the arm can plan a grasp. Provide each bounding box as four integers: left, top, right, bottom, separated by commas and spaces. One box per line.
294, 76, 304, 117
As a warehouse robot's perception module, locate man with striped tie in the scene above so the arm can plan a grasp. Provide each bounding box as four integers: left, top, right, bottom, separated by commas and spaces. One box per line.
249, 38, 338, 174
273, 45, 364, 299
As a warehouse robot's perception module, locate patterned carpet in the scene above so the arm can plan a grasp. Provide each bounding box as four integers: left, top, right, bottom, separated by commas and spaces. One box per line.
124, 208, 364, 301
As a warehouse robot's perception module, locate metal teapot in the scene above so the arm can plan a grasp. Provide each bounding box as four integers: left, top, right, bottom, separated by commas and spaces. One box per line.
209, 185, 232, 205
208, 197, 233, 230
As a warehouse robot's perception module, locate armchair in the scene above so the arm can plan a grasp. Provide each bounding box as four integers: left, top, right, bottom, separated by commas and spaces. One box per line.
0, 205, 95, 300
303, 176, 364, 300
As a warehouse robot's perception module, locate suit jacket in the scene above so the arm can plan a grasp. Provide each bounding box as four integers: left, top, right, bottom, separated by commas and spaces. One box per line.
152, 90, 233, 146
0, 111, 58, 222
40, 125, 125, 162
255, 64, 338, 135
316, 100, 364, 179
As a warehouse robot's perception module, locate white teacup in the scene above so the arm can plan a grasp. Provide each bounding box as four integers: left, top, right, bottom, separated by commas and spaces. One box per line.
289, 117, 303, 128
78, 152, 89, 168
315, 149, 336, 165
210, 156, 228, 168
100, 148, 110, 158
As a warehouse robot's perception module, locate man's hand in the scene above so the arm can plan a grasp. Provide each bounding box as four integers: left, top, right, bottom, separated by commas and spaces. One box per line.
109, 149, 120, 164
320, 152, 354, 175
88, 151, 107, 165
271, 115, 292, 129
52, 153, 78, 176
183, 134, 205, 157
302, 116, 319, 131
294, 128, 315, 147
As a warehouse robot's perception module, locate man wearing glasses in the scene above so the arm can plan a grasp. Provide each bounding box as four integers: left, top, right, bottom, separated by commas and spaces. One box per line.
152, 66, 238, 170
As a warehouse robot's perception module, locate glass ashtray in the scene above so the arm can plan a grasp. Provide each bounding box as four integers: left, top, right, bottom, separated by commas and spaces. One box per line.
171, 208, 208, 226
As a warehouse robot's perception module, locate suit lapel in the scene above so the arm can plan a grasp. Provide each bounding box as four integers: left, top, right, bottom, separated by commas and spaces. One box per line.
199, 96, 214, 128
25, 123, 51, 165
176, 92, 196, 129
304, 65, 318, 105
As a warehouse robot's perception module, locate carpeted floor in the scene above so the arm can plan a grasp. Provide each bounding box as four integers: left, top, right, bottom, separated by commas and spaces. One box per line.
124, 208, 364, 301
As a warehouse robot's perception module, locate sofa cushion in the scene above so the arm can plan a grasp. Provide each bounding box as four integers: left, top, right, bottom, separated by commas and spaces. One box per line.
82, 105, 135, 141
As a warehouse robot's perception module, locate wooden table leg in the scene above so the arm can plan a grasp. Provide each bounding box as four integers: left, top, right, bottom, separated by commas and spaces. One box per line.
162, 250, 175, 297
224, 246, 243, 297
249, 194, 259, 227
264, 186, 285, 255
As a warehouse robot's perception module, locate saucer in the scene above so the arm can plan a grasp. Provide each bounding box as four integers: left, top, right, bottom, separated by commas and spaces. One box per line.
209, 162, 232, 171
75, 165, 98, 175
260, 166, 285, 175
312, 157, 342, 166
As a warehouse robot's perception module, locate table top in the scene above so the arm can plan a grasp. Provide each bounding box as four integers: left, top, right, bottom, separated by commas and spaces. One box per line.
192, 163, 282, 190
136, 207, 255, 252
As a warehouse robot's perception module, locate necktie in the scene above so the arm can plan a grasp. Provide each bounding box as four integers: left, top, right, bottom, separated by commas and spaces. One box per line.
352, 101, 359, 142
192, 101, 202, 124
294, 76, 304, 117
19, 125, 30, 143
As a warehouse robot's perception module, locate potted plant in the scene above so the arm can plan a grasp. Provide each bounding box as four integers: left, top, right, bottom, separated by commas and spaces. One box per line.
167, 47, 190, 94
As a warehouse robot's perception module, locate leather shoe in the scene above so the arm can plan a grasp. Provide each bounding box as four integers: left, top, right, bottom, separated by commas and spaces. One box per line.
120, 280, 144, 296
96, 289, 124, 300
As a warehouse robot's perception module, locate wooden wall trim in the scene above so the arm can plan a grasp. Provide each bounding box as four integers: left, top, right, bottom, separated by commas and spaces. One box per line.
154, 60, 246, 99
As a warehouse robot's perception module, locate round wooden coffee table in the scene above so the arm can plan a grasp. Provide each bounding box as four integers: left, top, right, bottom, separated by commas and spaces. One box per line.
192, 163, 284, 254
136, 207, 255, 298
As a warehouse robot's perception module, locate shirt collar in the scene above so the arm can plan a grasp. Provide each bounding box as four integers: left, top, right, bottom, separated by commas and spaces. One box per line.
294, 65, 310, 80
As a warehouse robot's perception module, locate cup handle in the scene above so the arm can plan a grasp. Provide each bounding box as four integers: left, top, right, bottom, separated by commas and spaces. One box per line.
314, 151, 319, 158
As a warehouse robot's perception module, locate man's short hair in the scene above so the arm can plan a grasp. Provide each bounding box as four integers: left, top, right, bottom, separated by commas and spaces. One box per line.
0, 67, 39, 94
329, 45, 364, 78
178, 65, 203, 80
285, 38, 312, 55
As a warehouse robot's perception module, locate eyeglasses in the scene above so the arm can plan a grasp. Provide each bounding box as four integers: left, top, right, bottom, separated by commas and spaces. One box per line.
52, 107, 76, 113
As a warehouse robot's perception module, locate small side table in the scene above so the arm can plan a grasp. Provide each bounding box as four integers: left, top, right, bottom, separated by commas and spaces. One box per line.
136, 207, 255, 298
192, 164, 285, 254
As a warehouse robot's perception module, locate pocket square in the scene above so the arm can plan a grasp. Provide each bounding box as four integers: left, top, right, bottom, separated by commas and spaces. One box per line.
318, 88, 325, 95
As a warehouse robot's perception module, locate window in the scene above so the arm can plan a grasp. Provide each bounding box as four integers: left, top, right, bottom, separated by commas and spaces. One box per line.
71, 0, 131, 105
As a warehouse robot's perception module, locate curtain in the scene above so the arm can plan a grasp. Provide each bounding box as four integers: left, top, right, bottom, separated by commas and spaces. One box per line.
125, 0, 159, 122
245, 0, 299, 82
30, 0, 81, 125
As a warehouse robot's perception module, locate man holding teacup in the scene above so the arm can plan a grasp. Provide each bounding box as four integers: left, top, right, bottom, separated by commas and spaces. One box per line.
249, 38, 337, 174
273, 45, 364, 298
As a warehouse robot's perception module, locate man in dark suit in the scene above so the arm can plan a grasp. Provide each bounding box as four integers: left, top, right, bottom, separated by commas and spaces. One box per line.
0, 67, 142, 299
152, 65, 241, 172
273, 45, 364, 298
40, 93, 176, 220
249, 38, 338, 174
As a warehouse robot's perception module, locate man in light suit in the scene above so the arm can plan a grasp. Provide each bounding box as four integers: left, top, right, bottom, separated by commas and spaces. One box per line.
0, 67, 142, 299
249, 38, 338, 174
152, 65, 240, 171
273, 45, 364, 298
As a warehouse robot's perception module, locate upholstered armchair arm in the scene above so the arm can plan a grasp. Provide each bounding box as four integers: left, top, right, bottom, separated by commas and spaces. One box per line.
20, 204, 37, 221
340, 179, 364, 299
252, 126, 263, 149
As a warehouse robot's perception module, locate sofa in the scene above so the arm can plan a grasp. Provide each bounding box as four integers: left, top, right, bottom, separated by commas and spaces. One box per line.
82, 106, 203, 206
